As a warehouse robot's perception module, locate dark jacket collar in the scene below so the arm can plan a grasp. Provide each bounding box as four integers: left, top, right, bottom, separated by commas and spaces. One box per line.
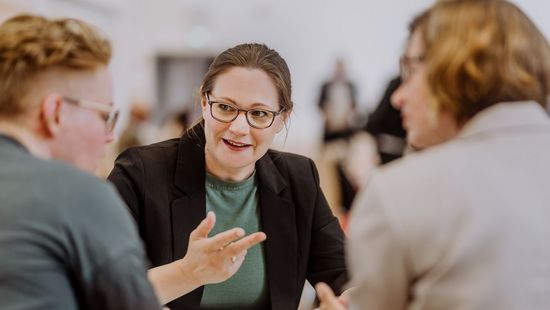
173, 124, 288, 195
174, 125, 207, 195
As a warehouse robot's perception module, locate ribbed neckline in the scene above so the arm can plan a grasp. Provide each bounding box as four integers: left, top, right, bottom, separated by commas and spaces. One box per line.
205, 171, 257, 191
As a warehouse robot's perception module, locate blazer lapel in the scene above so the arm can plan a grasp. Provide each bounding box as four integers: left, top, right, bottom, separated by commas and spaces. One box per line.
171, 126, 207, 261
168, 127, 208, 308
257, 154, 300, 310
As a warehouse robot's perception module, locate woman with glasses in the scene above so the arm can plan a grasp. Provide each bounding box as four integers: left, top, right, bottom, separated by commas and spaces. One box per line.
316, 0, 550, 309
108, 43, 347, 310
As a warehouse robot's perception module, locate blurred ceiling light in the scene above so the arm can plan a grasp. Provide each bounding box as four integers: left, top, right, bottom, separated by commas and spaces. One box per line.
186, 25, 210, 49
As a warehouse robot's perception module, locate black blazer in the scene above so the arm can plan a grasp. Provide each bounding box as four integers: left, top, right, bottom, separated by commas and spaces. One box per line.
108, 126, 348, 310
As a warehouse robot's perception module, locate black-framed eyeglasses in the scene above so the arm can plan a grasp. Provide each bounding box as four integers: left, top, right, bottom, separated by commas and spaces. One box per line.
400, 54, 425, 82
63, 97, 119, 133
205, 93, 285, 129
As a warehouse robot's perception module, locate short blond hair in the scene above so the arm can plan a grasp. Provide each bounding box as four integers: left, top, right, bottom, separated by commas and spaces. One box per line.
0, 14, 111, 117
421, 0, 550, 123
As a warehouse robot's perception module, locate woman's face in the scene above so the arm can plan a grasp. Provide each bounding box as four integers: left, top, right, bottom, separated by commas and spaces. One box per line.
201, 67, 287, 181
391, 30, 458, 149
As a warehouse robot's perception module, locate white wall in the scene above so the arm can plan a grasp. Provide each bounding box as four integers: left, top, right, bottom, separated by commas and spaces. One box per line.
118, 0, 438, 155
1, 0, 549, 155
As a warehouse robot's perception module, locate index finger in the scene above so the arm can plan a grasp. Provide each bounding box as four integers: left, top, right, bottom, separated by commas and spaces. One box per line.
223, 232, 267, 256
206, 227, 246, 251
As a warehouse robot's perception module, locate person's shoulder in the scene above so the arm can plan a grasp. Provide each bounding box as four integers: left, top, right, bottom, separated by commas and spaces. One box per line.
371, 140, 470, 195
13, 156, 121, 218
263, 149, 320, 182
266, 149, 313, 166
32, 156, 103, 188
123, 137, 180, 156
50, 160, 119, 201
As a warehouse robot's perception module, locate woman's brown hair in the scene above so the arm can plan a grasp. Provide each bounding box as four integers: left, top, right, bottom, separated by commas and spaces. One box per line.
200, 43, 293, 113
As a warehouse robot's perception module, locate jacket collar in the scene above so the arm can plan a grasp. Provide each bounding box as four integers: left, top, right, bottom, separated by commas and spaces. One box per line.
458, 101, 550, 139
256, 152, 288, 195
174, 125, 207, 195
173, 124, 290, 195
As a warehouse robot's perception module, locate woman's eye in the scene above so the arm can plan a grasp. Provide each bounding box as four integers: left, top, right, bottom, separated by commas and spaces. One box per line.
218, 103, 236, 112
250, 110, 268, 118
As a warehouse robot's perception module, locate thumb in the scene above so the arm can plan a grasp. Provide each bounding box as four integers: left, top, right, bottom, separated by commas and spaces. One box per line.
190, 211, 216, 240
315, 282, 343, 309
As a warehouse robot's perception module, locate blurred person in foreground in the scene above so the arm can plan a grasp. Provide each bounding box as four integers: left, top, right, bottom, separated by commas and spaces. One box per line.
315, 0, 550, 309
108, 43, 348, 310
0, 14, 264, 309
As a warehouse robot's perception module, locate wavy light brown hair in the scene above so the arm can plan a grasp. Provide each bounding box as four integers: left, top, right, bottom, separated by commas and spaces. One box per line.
200, 43, 293, 113
420, 0, 550, 123
0, 14, 111, 118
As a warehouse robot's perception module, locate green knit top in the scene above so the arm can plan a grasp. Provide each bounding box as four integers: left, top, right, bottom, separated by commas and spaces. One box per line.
200, 172, 269, 309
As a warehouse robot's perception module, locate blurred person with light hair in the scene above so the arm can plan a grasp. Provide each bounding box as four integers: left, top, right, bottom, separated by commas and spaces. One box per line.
0, 14, 159, 310
316, 0, 550, 309
0, 14, 265, 310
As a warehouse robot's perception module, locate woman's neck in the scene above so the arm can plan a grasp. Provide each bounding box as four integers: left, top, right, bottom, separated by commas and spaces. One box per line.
204, 152, 255, 182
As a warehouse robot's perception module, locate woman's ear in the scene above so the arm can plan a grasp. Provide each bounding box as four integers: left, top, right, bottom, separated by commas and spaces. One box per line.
39, 93, 63, 137
200, 93, 208, 111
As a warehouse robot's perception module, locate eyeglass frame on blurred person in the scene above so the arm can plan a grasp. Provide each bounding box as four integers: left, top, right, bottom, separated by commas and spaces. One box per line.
400, 54, 425, 82
62, 97, 119, 132
205, 92, 285, 129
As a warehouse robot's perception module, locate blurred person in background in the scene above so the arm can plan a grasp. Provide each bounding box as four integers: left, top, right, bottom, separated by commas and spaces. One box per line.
318, 58, 358, 143
0, 14, 265, 310
316, 0, 550, 309
364, 76, 407, 164
317, 58, 363, 214
109, 43, 348, 310
156, 108, 191, 141
117, 99, 154, 153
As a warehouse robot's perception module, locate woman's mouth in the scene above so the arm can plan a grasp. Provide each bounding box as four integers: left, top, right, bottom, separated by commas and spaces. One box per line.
222, 138, 252, 151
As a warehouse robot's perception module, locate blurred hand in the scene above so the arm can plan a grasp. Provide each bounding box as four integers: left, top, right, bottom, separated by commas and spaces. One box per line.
180, 211, 267, 285
315, 282, 347, 310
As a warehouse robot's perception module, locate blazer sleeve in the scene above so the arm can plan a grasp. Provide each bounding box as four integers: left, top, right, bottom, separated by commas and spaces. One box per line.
305, 158, 349, 294
347, 174, 409, 310
107, 148, 146, 223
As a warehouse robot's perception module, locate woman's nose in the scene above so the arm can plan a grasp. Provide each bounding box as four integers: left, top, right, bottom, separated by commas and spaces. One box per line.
228, 112, 250, 135
391, 84, 405, 110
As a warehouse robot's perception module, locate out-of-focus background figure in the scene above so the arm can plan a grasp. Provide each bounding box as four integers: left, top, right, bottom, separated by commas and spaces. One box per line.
364, 76, 406, 164
316, 58, 365, 218
117, 100, 153, 153
318, 59, 358, 143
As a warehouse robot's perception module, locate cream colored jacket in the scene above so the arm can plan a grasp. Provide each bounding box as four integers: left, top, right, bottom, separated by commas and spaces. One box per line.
348, 101, 550, 310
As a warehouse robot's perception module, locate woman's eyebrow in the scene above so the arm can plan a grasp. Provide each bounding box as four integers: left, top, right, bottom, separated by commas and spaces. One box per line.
214, 96, 273, 109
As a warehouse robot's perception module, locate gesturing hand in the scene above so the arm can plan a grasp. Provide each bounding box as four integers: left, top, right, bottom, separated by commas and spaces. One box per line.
180, 211, 267, 286
148, 211, 267, 305
315, 282, 348, 310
